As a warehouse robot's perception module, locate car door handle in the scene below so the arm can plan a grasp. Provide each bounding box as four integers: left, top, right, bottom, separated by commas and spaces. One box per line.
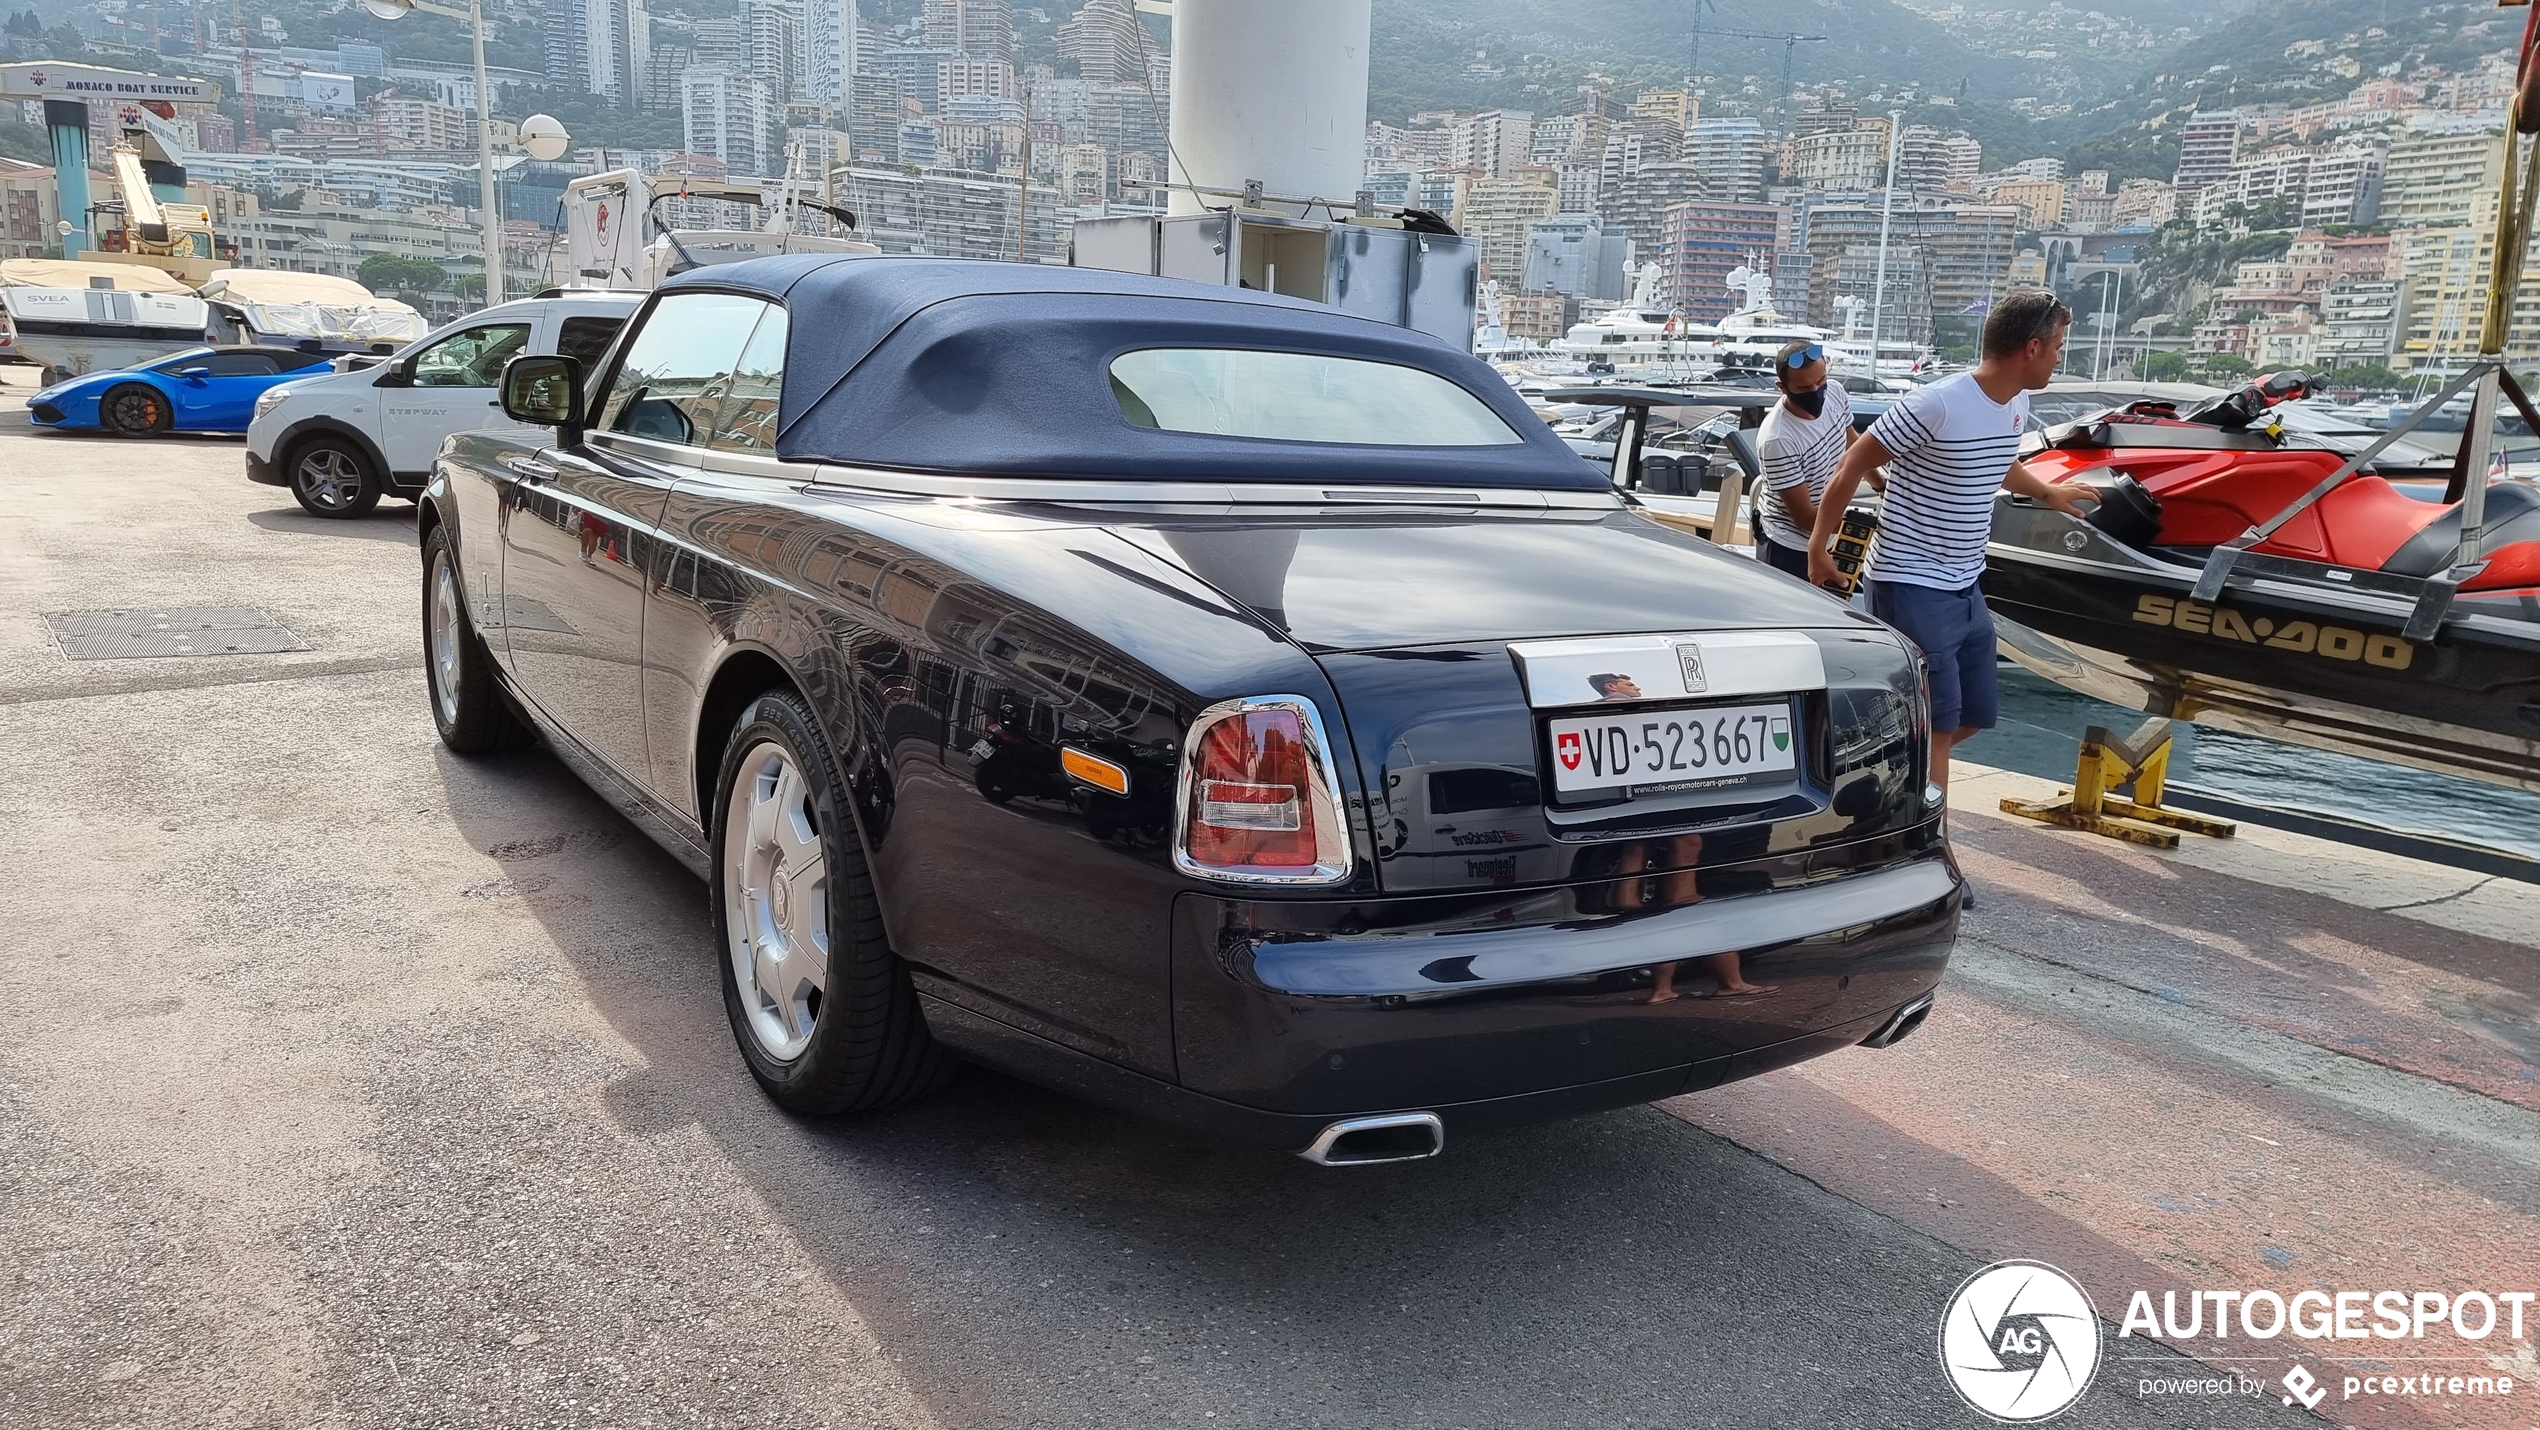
505, 456, 557, 484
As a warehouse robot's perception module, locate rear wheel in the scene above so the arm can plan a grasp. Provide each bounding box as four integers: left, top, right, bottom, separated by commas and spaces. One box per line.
421, 525, 533, 754
288, 436, 381, 518
713, 690, 952, 1114
100, 384, 169, 437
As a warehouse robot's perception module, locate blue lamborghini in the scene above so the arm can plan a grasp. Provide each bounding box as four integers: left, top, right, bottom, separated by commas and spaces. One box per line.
27, 346, 339, 437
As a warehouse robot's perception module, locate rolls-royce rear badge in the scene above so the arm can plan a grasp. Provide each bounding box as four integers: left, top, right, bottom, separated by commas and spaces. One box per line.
1676, 643, 1708, 694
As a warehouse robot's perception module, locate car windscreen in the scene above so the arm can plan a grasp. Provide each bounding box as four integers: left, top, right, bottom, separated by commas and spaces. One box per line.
1108, 348, 1523, 447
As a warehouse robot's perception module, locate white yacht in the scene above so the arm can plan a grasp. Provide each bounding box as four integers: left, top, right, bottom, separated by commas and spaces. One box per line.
1821, 295, 1933, 388
1558, 263, 1717, 378
1704, 265, 1829, 375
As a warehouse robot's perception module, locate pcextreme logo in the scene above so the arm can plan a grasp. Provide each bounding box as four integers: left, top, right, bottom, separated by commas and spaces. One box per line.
1939, 1260, 2103, 1422
2130, 593, 2415, 670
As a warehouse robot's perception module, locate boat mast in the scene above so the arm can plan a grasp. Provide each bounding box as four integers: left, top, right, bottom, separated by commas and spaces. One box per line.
1868, 109, 1901, 384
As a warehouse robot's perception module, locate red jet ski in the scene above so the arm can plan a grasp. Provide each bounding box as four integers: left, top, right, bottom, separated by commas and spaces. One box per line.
1983, 374, 2540, 793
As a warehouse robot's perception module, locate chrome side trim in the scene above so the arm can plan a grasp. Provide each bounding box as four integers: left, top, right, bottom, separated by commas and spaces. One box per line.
1298, 1112, 1446, 1166
799, 462, 1625, 511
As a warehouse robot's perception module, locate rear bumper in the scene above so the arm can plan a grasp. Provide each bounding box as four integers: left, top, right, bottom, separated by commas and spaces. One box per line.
926, 827, 1960, 1152
923, 992, 1925, 1153
1175, 831, 1959, 1116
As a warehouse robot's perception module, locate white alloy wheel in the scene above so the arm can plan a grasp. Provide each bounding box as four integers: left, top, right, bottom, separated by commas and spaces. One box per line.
428, 553, 463, 728
722, 740, 830, 1061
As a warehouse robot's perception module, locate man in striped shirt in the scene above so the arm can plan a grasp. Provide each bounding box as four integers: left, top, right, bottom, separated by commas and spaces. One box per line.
1753, 339, 1854, 579
1805, 291, 2097, 792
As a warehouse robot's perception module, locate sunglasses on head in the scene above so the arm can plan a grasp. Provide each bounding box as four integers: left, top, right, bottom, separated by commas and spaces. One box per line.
1783, 344, 1824, 369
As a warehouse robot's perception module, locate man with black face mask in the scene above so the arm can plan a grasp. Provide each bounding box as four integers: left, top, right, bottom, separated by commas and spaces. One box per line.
1752, 339, 1854, 579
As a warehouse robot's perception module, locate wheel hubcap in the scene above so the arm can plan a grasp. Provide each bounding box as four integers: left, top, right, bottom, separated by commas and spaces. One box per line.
428, 555, 462, 727
723, 741, 829, 1061
299, 450, 359, 509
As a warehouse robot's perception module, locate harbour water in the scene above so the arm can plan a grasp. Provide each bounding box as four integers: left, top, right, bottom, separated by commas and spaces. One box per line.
1984, 665, 2540, 864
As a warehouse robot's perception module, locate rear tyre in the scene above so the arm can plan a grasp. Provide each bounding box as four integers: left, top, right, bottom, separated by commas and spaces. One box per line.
713, 690, 953, 1115
421, 525, 534, 755
288, 436, 381, 518
100, 384, 170, 438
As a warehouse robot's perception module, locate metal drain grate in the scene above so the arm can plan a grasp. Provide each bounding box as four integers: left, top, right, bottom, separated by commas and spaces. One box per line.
44, 607, 310, 661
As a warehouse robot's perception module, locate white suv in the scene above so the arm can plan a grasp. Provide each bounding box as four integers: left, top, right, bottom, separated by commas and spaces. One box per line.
247, 292, 640, 517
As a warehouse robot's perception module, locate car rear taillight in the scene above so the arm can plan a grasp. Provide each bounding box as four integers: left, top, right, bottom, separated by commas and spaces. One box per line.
1174, 696, 1352, 885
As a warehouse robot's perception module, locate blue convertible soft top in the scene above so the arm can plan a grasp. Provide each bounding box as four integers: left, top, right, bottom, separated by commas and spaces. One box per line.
655, 255, 1603, 490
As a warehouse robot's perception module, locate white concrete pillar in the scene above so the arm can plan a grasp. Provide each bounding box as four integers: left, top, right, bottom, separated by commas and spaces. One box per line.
1165, 0, 1370, 216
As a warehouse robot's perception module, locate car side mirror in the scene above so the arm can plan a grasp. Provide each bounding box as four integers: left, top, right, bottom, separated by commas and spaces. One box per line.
179, 366, 210, 381
373, 357, 414, 388
501, 353, 583, 434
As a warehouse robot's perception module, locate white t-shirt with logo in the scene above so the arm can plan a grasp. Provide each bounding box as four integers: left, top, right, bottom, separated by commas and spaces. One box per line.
1755, 382, 1853, 552
1862, 372, 2031, 590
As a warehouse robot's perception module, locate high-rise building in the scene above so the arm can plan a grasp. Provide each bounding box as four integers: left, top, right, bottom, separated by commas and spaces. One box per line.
1659, 200, 1789, 319
1605, 161, 1702, 271
2302, 133, 2387, 228
1456, 169, 1561, 280
2380, 129, 2503, 228
1790, 96, 1861, 140
1942, 135, 1982, 190
548, 0, 650, 107
1794, 194, 2019, 328
938, 56, 1017, 112
2317, 278, 2402, 369
744, 0, 803, 104
1520, 214, 1630, 300
684, 65, 777, 175
801, 0, 858, 110
1991, 178, 2065, 228
1683, 118, 1769, 204
2173, 111, 2242, 196
923, 0, 1015, 65
1057, 142, 1108, 202
1895, 127, 1955, 194
1057, 0, 1146, 84
832, 164, 1063, 260
1631, 89, 1694, 130
1785, 124, 1890, 192
1452, 110, 1535, 179
847, 66, 907, 162
865, 46, 963, 113
1834, 244, 1931, 343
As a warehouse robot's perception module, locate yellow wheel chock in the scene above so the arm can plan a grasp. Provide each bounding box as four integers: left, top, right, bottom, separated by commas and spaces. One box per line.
1997, 718, 2238, 849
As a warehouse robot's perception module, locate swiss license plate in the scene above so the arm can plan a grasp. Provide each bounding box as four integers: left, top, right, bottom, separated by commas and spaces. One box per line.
1545, 702, 1795, 794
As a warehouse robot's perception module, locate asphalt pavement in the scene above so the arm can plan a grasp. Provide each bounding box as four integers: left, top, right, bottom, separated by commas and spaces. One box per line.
0, 382, 2526, 1430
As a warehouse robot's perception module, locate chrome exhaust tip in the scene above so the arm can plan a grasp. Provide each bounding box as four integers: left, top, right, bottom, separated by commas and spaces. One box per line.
1859, 993, 1936, 1050
1297, 1112, 1446, 1166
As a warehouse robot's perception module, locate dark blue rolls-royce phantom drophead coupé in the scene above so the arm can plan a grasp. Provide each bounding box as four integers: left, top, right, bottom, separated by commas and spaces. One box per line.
420, 255, 1957, 1165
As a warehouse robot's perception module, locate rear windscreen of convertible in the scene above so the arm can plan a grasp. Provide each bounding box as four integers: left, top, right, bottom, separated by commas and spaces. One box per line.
1108, 348, 1525, 447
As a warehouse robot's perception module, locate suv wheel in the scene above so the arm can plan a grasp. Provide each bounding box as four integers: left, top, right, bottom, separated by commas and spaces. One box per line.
713, 690, 953, 1114
289, 436, 382, 518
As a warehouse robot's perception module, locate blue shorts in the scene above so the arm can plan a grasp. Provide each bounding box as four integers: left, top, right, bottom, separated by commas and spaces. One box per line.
1756, 534, 1812, 579
1869, 579, 1998, 733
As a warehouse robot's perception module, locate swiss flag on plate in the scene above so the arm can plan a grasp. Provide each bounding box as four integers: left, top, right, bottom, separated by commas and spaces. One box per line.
1556, 731, 1582, 770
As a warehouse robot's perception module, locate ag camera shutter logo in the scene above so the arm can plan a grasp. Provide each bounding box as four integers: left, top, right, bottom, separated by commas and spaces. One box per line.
1939, 1260, 2103, 1421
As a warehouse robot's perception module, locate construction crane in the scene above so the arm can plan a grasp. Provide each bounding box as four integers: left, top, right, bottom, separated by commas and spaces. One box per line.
1687, 4, 1825, 129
